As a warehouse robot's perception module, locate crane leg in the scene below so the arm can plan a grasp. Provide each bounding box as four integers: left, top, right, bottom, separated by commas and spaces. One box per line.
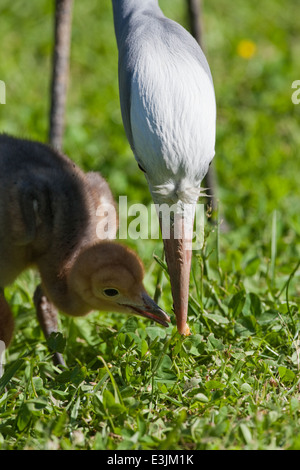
186, 0, 228, 229
49, 0, 73, 149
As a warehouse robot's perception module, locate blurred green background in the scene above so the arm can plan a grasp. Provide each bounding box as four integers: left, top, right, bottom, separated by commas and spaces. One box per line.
0, 0, 299, 297
1, 0, 300, 451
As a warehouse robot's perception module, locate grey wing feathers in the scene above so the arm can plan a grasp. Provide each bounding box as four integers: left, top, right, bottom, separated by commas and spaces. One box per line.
116, 13, 214, 157
156, 17, 214, 83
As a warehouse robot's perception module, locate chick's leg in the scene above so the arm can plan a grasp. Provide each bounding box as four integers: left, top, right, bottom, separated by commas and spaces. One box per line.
0, 288, 14, 348
33, 284, 65, 366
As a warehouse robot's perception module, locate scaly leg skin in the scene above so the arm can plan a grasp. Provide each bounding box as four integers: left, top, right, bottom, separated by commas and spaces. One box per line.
33, 285, 66, 367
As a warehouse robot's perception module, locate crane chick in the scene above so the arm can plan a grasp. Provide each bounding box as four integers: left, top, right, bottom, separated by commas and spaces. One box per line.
0, 134, 170, 349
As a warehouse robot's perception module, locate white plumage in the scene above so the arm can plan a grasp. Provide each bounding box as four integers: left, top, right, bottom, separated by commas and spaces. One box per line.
112, 0, 216, 334
130, 26, 216, 205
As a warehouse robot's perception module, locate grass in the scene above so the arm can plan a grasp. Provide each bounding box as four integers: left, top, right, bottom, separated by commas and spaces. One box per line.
0, 0, 299, 450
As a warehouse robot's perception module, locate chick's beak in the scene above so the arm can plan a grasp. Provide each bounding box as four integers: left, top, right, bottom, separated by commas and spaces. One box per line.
128, 292, 170, 327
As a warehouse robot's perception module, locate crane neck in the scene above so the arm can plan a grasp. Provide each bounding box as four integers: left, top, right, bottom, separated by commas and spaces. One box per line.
112, 0, 161, 16
112, 0, 163, 45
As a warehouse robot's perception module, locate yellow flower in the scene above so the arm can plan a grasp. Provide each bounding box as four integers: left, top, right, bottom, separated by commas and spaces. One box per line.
237, 40, 257, 59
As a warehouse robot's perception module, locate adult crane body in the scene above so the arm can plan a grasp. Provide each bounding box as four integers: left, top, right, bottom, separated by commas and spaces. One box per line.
112, 0, 216, 334
0, 135, 170, 348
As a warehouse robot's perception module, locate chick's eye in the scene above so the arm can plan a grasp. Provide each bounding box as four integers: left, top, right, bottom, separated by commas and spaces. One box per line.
103, 288, 119, 297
